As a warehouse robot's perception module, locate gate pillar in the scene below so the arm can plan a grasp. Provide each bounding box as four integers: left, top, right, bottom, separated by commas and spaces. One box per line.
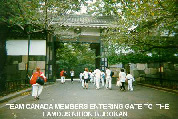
45, 32, 56, 82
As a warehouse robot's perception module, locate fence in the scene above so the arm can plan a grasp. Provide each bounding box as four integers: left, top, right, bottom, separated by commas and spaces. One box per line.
139, 76, 178, 90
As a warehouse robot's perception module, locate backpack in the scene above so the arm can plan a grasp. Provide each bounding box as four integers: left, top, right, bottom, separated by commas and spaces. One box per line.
102, 73, 105, 78
36, 77, 44, 85
64, 72, 67, 76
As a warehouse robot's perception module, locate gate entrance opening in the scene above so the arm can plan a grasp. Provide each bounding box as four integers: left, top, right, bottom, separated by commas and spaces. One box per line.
54, 42, 96, 79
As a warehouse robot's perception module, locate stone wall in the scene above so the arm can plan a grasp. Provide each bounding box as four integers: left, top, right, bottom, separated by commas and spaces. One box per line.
109, 63, 177, 88
110, 64, 123, 78
131, 63, 178, 81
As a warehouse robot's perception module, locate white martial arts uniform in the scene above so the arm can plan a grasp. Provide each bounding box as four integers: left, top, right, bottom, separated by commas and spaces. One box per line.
32, 83, 43, 97
61, 76, 65, 83
89, 72, 94, 83
119, 71, 126, 91
126, 74, 135, 91
105, 69, 112, 89
94, 69, 101, 89
80, 73, 84, 87
93, 70, 96, 85
31, 72, 46, 98
101, 71, 105, 87
79, 73, 83, 82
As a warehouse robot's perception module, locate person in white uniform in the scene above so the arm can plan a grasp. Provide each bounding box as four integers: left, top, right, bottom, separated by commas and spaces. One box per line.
93, 69, 96, 85
79, 72, 84, 87
105, 67, 112, 89
79, 72, 83, 82
94, 68, 101, 90
89, 70, 94, 83
101, 70, 105, 87
70, 69, 75, 83
83, 68, 89, 89
126, 71, 135, 91
119, 69, 126, 91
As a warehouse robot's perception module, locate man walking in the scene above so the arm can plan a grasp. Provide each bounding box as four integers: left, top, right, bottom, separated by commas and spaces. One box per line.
119, 69, 126, 91
94, 67, 101, 90
105, 67, 112, 89
101, 70, 105, 87
70, 69, 75, 83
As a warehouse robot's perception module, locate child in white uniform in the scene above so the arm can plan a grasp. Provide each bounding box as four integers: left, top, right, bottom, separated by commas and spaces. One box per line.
101, 71, 105, 87
79, 72, 83, 82
126, 71, 135, 91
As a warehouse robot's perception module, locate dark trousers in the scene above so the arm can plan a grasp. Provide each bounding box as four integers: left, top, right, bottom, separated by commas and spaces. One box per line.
71, 76, 74, 82
84, 79, 89, 83
120, 82, 125, 90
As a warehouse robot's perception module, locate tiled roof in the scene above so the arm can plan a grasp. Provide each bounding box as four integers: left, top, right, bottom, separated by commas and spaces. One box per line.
50, 15, 115, 28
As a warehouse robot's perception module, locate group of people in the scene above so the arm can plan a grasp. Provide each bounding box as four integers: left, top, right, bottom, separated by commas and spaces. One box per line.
79, 67, 135, 91
29, 67, 135, 100
79, 67, 113, 90
118, 69, 135, 91
60, 69, 75, 84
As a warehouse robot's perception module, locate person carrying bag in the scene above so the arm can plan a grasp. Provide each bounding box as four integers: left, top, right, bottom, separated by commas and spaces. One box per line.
30, 67, 47, 100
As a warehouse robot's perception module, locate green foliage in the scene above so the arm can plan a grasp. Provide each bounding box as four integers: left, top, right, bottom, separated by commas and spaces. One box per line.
108, 49, 178, 65
0, 0, 177, 66
0, 0, 85, 31
87, 0, 178, 64
56, 43, 95, 77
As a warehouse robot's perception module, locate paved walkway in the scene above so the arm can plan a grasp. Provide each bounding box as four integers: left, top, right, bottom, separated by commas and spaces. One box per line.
0, 79, 177, 119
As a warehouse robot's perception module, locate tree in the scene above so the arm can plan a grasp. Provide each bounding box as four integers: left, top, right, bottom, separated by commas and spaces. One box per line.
86, 0, 178, 64
56, 43, 95, 78
0, 0, 86, 32
0, 22, 9, 92
0, 0, 85, 91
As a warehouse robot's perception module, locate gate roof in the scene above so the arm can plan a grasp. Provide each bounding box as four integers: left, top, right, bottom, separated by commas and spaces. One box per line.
50, 14, 116, 28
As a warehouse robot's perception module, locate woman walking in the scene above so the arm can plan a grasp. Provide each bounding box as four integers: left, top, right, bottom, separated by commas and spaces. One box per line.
83, 68, 89, 89
30, 67, 47, 100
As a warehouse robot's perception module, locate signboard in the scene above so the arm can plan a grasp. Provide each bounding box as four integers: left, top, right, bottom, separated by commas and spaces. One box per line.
6, 40, 46, 56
